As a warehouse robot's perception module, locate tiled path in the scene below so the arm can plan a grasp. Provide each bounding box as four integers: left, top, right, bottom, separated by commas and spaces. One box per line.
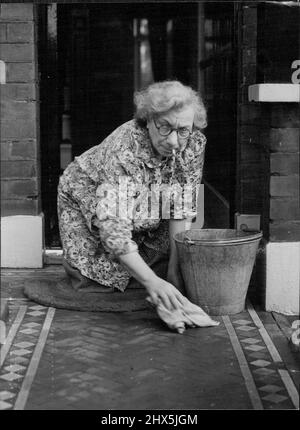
1, 267, 299, 410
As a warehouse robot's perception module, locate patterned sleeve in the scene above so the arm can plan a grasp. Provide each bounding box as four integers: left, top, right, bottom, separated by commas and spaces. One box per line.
169, 130, 206, 220
74, 124, 140, 260
93, 181, 139, 259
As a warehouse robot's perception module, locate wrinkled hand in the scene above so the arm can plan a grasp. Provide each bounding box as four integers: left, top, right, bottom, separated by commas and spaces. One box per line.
144, 276, 186, 311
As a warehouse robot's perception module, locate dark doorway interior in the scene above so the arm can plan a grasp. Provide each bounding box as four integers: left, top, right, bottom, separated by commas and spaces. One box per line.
199, 2, 237, 225
39, 2, 199, 247
60, 3, 199, 157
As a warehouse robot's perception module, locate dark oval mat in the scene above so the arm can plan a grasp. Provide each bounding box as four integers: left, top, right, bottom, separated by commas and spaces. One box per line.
23, 277, 149, 312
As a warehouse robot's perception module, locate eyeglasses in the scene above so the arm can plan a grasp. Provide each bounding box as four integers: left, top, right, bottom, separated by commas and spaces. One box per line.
153, 119, 192, 139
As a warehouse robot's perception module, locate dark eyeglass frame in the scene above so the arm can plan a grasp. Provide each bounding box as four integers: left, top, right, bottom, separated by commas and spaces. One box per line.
153, 118, 192, 139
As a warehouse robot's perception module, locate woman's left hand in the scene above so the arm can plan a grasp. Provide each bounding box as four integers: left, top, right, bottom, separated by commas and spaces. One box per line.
167, 264, 186, 295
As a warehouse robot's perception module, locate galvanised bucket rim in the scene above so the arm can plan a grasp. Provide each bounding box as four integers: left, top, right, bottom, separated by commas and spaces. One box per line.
174, 228, 263, 246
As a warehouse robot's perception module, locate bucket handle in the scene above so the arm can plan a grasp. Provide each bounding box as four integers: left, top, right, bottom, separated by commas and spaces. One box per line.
183, 234, 195, 245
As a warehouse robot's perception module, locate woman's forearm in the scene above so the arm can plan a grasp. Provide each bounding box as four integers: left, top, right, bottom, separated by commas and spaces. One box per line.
118, 251, 158, 287
119, 250, 186, 310
118, 220, 192, 292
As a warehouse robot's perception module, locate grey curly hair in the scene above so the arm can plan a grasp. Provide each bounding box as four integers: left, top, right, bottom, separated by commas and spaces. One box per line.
134, 80, 207, 129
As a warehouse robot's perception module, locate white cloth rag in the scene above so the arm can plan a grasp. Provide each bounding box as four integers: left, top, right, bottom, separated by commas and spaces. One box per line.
146, 296, 219, 333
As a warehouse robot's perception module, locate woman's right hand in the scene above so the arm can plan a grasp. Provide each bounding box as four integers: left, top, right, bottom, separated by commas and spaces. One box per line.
118, 251, 186, 311
143, 275, 187, 311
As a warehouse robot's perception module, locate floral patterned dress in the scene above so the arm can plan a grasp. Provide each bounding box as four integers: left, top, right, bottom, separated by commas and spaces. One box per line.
57, 119, 206, 291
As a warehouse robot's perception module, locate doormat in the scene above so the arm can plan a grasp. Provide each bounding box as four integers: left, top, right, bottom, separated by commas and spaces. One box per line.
23, 277, 149, 312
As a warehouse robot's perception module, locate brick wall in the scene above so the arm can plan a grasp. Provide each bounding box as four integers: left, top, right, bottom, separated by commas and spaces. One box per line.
236, 2, 300, 242
236, 3, 270, 236
0, 3, 41, 216
269, 104, 300, 241
259, 4, 300, 242
236, 2, 299, 305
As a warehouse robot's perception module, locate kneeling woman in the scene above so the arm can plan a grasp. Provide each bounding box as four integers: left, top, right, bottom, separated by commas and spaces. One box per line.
57, 80, 207, 312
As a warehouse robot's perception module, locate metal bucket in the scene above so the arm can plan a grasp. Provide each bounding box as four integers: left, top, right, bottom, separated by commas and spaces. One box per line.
174, 229, 262, 315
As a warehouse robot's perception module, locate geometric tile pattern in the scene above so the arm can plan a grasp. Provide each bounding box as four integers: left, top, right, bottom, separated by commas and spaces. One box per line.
236, 325, 256, 331
241, 338, 261, 345
11, 349, 32, 356
230, 314, 294, 409
14, 342, 35, 349
250, 359, 272, 367
234, 319, 253, 325
259, 385, 284, 393
19, 329, 39, 335
0, 302, 48, 410
261, 393, 289, 404
4, 364, 26, 373
0, 373, 23, 382
253, 368, 275, 376
27, 311, 45, 317
0, 391, 16, 401
0, 296, 299, 410
0, 400, 12, 410
245, 344, 265, 351
249, 351, 268, 359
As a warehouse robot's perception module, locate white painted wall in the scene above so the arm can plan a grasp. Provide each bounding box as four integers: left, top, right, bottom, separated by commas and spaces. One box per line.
1, 214, 44, 268
248, 83, 300, 102
266, 241, 300, 315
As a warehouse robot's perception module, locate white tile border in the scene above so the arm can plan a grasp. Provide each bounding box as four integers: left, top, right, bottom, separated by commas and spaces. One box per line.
266, 242, 300, 315
248, 84, 300, 102
1, 214, 44, 268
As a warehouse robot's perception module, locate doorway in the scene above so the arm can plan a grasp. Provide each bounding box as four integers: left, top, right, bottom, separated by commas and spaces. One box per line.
38, 2, 236, 248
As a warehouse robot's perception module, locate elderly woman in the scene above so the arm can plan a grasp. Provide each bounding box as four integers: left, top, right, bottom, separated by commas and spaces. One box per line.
57, 80, 207, 312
